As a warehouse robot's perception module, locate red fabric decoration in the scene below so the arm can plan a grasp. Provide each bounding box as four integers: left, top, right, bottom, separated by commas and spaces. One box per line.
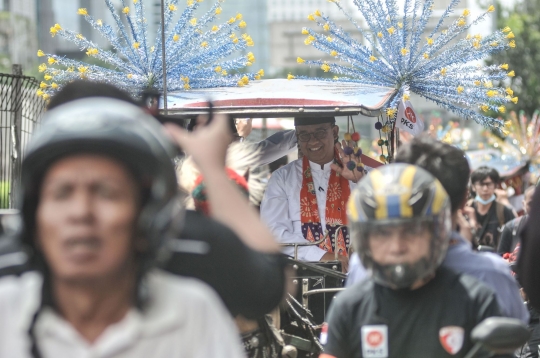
300, 149, 350, 256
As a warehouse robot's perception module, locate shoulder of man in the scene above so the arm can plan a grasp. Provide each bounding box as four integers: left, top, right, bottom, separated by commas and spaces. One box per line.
0, 272, 42, 329
148, 269, 225, 306
477, 251, 513, 274
449, 245, 519, 298
333, 278, 376, 310
505, 215, 521, 226
269, 159, 300, 181
148, 269, 245, 324
457, 272, 502, 321
0, 271, 40, 299
435, 267, 492, 298
432, 268, 501, 325
456, 269, 496, 297
450, 269, 500, 315
452, 240, 512, 277
502, 215, 522, 231
496, 202, 515, 223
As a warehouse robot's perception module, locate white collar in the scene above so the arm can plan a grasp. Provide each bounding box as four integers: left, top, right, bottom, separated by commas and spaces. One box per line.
308, 158, 334, 172
22, 270, 188, 342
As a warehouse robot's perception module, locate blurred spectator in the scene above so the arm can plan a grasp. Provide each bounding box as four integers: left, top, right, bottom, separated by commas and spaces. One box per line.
468, 166, 515, 249
498, 186, 535, 255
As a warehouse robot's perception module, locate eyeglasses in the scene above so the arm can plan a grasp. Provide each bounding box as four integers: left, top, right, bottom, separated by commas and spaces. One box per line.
475, 181, 495, 189
296, 127, 332, 142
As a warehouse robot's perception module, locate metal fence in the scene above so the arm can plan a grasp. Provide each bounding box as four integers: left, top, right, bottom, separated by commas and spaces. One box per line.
0, 66, 46, 209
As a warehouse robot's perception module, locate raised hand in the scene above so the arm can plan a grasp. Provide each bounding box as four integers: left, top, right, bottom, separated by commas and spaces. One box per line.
331, 140, 365, 184
165, 113, 232, 173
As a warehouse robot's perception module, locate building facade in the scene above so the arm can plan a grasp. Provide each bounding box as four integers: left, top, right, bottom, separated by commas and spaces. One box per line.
139, 0, 270, 73
0, 0, 38, 73
268, 0, 356, 22
46, 0, 113, 58
192, 0, 269, 73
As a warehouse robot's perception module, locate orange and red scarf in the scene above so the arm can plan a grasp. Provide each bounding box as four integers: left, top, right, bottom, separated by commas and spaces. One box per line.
300, 151, 350, 256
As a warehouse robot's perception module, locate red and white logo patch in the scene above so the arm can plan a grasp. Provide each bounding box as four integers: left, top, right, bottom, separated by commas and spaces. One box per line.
439, 326, 465, 355
361, 325, 388, 358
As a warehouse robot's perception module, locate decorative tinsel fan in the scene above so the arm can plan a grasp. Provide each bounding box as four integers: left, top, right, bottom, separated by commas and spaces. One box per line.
487, 110, 540, 166
36, 0, 264, 99
295, 0, 517, 131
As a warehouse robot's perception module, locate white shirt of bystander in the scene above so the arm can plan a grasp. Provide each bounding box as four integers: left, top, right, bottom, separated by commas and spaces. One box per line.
0, 270, 245, 358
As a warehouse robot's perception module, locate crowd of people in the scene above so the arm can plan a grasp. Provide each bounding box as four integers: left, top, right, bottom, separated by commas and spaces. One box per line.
0, 80, 539, 358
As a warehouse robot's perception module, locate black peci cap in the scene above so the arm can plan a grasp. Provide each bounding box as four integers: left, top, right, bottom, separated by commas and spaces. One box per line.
294, 117, 336, 126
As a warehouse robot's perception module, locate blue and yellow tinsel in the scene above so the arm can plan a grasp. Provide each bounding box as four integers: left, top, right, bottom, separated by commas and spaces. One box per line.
296, 0, 517, 131
36, 0, 263, 99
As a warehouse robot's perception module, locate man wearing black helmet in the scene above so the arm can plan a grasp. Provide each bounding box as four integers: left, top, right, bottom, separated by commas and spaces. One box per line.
321, 164, 500, 358
32, 80, 288, 321
0, 98, 248, 357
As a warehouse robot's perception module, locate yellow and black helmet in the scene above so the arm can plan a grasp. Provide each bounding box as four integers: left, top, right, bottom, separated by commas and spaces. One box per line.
347, 163, 452, 289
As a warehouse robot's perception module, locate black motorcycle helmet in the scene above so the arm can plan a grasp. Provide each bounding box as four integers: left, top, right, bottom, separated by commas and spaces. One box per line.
20, 97, 183, 271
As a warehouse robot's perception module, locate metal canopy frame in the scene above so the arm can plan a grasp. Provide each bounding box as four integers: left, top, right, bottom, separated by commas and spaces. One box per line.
159, 79, 397, 120
160, 102, 393, 120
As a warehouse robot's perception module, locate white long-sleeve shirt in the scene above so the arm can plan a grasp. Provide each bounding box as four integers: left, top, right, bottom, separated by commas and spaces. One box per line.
228, 129, 298, 206
0, 270, 245, 358
261, 158, 352, 261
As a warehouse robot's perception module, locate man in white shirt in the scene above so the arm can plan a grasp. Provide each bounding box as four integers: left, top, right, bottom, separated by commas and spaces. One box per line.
0, 97, 250, 358
261, 117, 364, 271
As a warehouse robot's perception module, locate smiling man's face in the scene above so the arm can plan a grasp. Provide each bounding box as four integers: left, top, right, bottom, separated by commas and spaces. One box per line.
296, 123, 339, 166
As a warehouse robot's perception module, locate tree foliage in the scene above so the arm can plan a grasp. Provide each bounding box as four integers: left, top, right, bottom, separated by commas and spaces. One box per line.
490, 0, 540, 116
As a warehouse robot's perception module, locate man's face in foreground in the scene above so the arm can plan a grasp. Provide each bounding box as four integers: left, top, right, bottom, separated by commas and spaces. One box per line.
369, 222, 431, 267
296, 123, 338, 166
36, 155, 140, 283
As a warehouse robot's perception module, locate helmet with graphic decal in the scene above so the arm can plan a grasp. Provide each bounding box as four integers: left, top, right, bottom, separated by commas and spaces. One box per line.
347, 163, 452, 289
